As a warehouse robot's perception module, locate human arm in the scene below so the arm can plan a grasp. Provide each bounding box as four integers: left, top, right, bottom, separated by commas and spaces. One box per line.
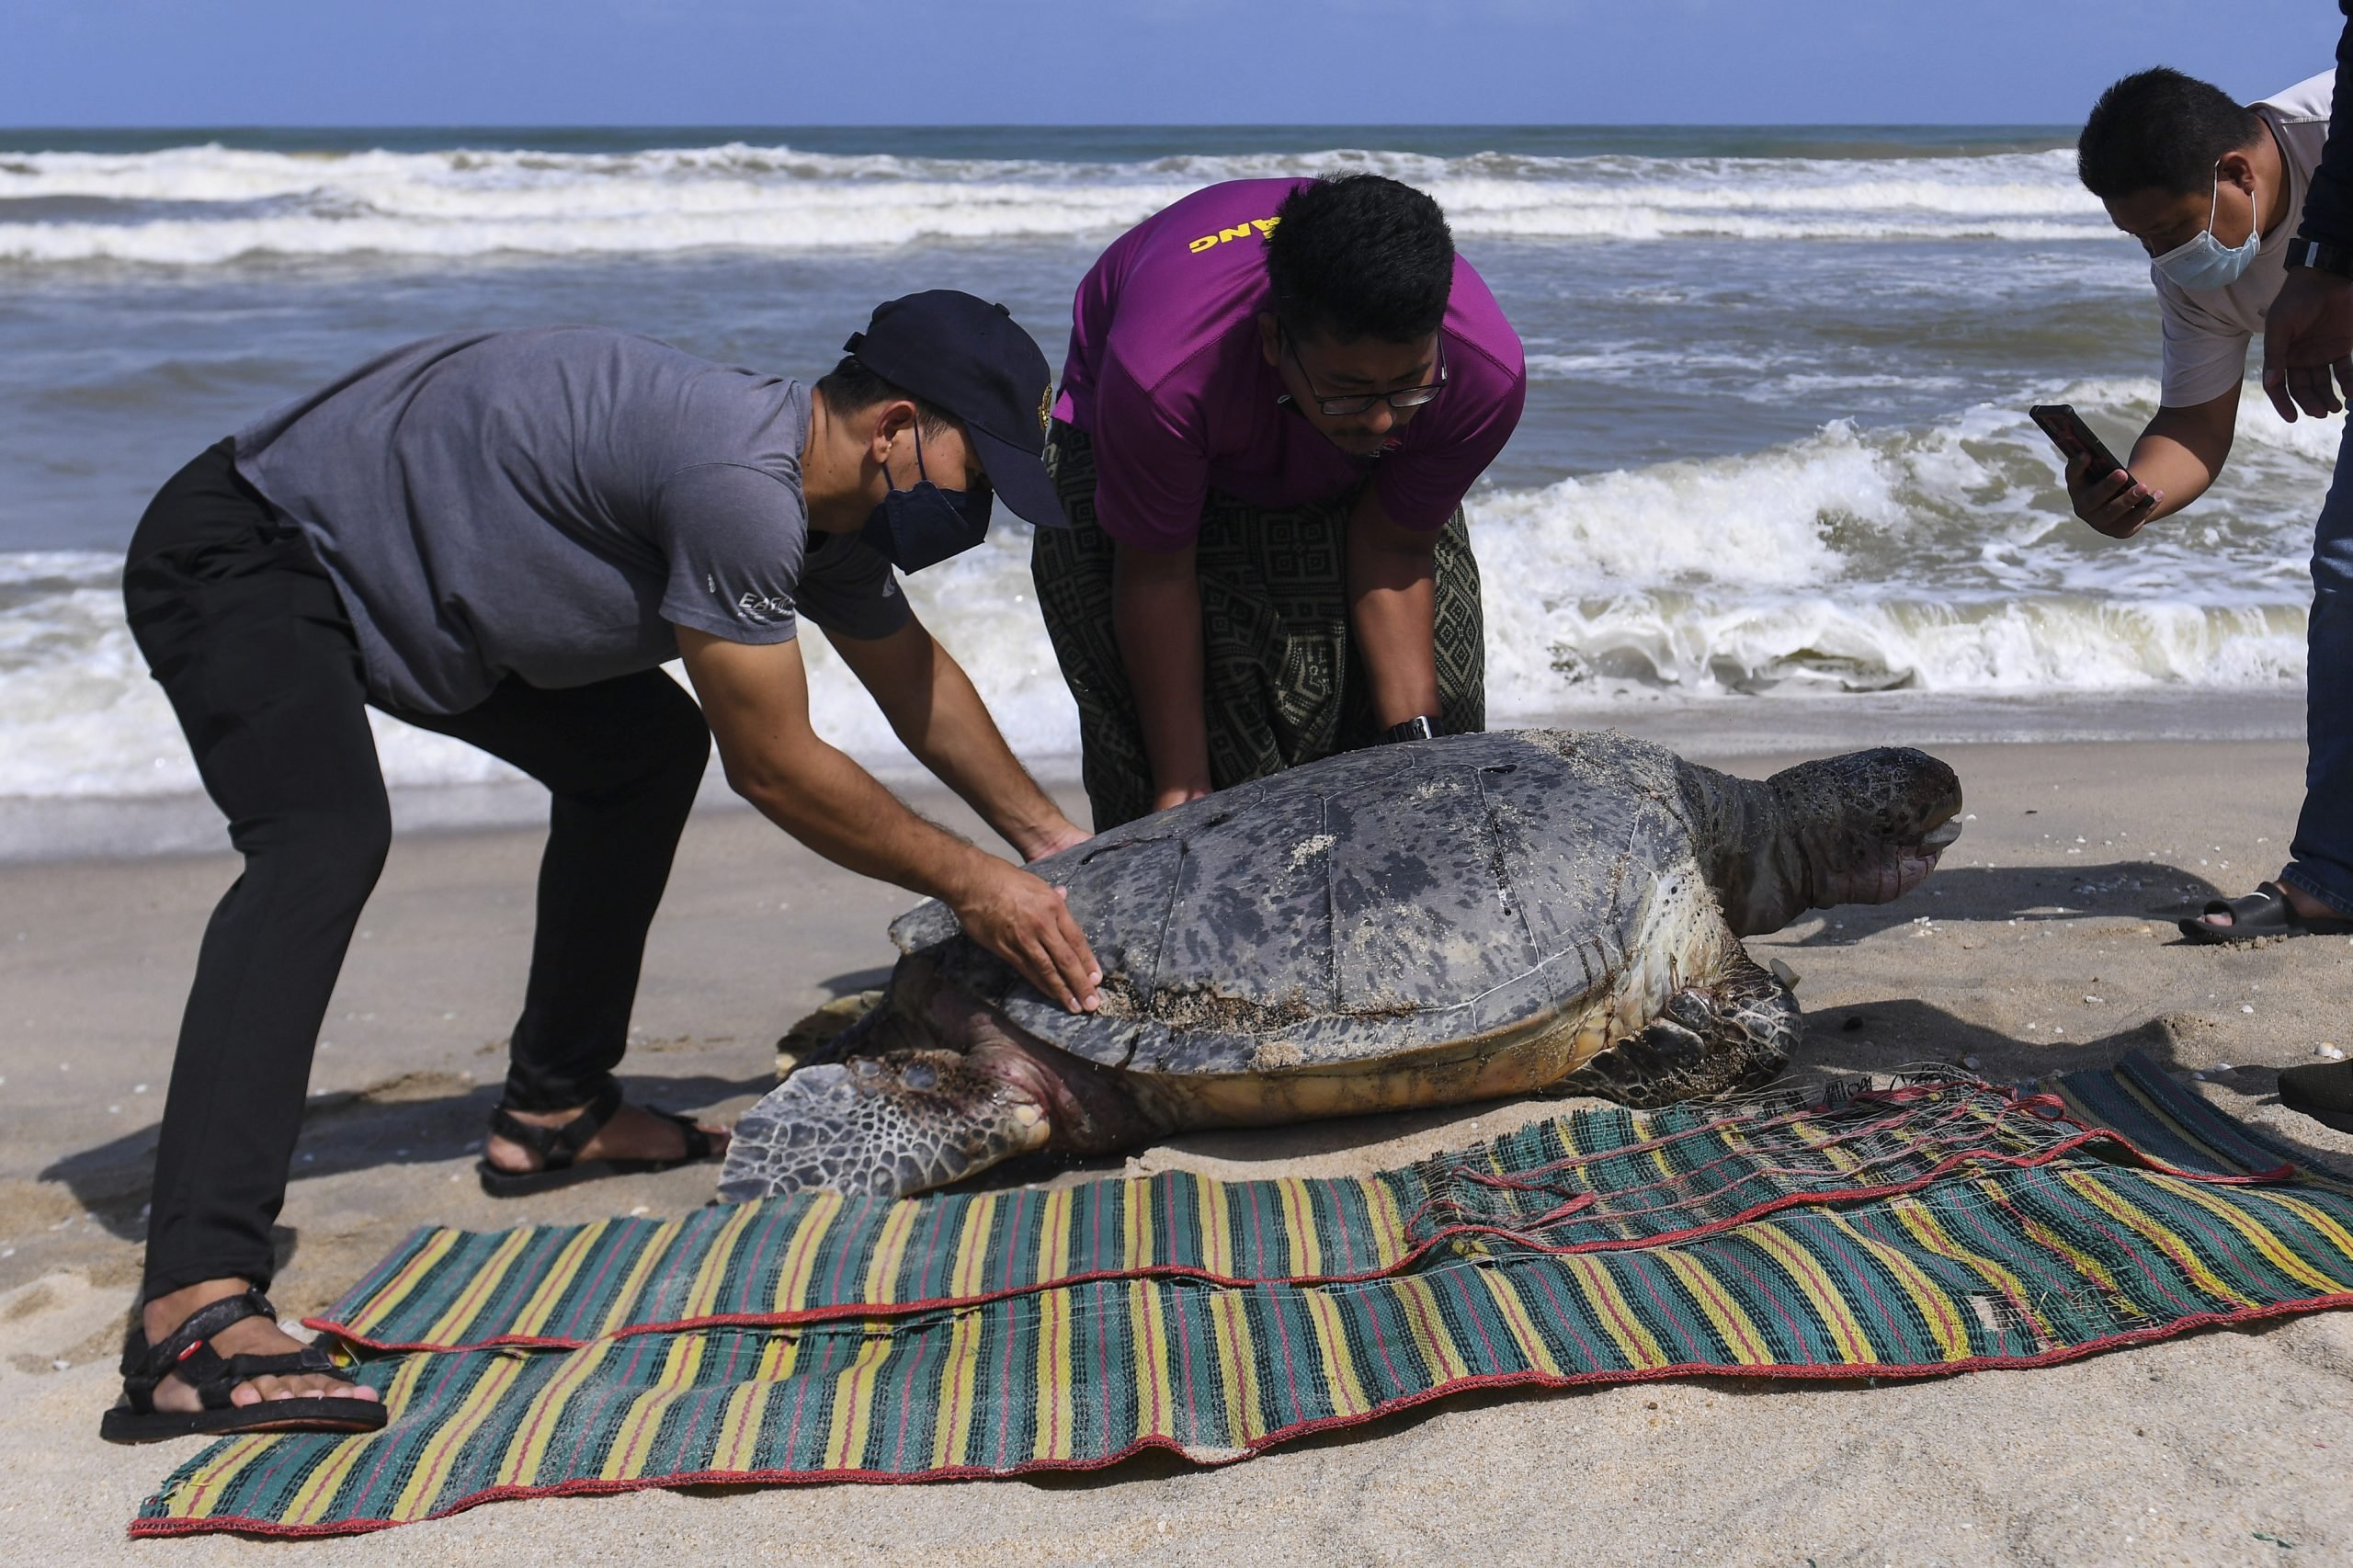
1345, 483, 1442, 726
2064, 388, 2239, 538
1351, 285, 1521, 705
676, 626, 1099, 1010
2262, 268, 2353, 421
1110, 541, 1213, 812
2265, 2, 2353, 422
823, 615, 1090, 861
1083, 350, 1220, 814
2293, 2, 2353, 257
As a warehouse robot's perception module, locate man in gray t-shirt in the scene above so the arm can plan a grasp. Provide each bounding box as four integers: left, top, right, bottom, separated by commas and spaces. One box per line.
104, 293, 1104, 1445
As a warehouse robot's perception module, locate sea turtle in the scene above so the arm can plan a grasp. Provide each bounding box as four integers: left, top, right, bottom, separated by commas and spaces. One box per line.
719, 730, 1962, 1201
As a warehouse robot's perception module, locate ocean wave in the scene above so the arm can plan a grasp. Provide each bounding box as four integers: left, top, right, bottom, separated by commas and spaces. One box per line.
1490, 593, 2307, 701
1, 380, 2326, 801
0, 551, 532, 799
0, 142, 2111, 266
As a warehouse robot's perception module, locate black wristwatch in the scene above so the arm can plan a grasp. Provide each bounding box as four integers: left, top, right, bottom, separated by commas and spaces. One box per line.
1380, 715, 1441, 744
2286, 235, 2353, 278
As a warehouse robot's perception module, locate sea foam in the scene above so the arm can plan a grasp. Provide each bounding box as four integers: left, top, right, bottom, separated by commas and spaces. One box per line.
2, 384, 2325, 804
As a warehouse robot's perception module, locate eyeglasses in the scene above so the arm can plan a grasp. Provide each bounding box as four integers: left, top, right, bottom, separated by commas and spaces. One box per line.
1283, 331, 1448, 417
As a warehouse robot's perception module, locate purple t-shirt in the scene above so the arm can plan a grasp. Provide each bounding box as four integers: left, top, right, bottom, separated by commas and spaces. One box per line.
1054, 177, 1526, 552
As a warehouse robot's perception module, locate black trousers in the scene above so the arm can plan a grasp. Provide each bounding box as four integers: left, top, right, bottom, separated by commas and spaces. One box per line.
124, 441, 711, 1300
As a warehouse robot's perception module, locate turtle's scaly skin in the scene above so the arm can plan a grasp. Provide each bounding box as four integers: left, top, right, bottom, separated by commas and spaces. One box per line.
719, 731, 1961, 1201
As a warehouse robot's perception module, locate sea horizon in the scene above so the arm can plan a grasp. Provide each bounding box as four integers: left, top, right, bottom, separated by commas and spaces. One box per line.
0, 122, 2087, 165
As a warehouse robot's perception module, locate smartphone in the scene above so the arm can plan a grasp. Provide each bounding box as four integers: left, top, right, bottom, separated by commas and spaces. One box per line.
2029, 403, 2129, 483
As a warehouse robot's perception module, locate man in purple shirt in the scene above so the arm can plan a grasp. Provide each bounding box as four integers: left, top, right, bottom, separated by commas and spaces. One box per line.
1035, 174, 1527, 828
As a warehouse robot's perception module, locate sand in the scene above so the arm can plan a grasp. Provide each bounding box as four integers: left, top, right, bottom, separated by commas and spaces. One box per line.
3, 733, 2351, 1564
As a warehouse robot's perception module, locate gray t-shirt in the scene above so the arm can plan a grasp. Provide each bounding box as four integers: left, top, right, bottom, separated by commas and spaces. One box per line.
232, 326, 910, 714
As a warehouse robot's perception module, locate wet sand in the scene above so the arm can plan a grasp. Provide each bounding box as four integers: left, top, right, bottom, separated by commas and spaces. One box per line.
2, 734, 2350, 1563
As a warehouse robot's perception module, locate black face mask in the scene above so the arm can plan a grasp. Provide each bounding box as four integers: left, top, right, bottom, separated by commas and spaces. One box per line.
858, 430, 992, 573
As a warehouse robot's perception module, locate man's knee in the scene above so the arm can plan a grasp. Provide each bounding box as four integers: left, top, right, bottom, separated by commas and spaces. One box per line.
234, 796, 392, 914
2313, 567, 2353, 628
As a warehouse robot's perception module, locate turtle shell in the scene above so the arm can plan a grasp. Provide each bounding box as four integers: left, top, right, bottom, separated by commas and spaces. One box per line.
891, 730, 1703, 1075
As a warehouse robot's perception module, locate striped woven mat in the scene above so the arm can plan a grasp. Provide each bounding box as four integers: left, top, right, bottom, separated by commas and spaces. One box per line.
132, 1054, 2353, 1537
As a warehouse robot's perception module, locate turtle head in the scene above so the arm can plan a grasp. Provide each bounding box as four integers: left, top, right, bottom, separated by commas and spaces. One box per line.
1706, 747, 1962, 933
1769, 746, 1963, 910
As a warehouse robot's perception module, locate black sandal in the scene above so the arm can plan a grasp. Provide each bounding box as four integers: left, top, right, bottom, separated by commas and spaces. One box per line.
2279, 1059, 2353, 1133
475, 1079, 718, 1198
100, 1287, 387, 1444
2178, 881, 2353, 944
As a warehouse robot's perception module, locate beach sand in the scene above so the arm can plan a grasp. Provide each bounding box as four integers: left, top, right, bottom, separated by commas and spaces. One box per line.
2, 733, 2350, 1564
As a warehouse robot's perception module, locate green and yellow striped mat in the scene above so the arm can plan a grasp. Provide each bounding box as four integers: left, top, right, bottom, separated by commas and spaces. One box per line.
133, 1056, 2353, 1537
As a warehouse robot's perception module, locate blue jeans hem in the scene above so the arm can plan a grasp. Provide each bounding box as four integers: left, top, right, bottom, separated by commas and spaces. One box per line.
2278, 863, 2353, 921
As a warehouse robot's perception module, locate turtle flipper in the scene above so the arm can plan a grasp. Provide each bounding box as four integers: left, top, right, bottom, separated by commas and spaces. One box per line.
1561, 952, 1798, 1108
717, 1050, 1051, 1201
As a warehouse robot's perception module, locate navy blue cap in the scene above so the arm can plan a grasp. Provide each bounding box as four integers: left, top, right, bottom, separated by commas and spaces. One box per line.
844, 290, 1069, 529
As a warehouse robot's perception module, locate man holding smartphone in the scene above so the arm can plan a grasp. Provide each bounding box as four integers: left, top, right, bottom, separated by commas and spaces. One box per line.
2066, 59, 2353, 963
2069, 65, 2334, 536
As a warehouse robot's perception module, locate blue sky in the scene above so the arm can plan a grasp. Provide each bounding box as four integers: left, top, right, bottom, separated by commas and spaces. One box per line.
5, 0, 2342, 126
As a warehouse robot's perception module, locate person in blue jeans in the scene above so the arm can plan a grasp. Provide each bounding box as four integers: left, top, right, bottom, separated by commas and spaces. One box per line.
2070, 59, 2353, 957
2218, 1, 2353, 1131
2068, 27, 2353, 1134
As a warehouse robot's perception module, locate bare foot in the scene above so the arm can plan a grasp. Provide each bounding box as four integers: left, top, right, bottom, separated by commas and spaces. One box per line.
2202, 870, 2346, 927
140, 1278, 379, 1412
482, 1100, 730, 1176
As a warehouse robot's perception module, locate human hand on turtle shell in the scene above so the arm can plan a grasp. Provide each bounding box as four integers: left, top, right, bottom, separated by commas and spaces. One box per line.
1149, 781, 1213, 814
1017, 818, 1095, 862
949, 858, 1103, 1013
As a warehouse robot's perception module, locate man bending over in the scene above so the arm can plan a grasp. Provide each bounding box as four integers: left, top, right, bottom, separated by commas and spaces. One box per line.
2072, 65, 2352, 944
105, 293, 1099, 1442
1034, 174, 1527, 828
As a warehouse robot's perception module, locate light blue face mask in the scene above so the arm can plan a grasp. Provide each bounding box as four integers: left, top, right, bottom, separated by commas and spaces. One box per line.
2151, 165, 2262, 292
